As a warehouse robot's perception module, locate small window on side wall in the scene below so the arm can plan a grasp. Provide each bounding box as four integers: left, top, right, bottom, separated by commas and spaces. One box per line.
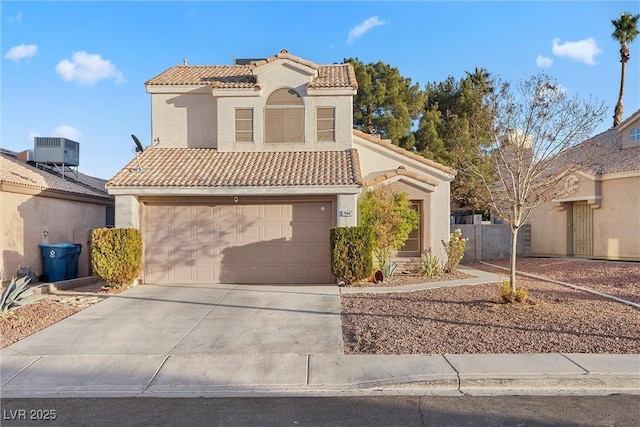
317, 107, 335, 142
631, 127, 640, 143
235, 108, 253, 143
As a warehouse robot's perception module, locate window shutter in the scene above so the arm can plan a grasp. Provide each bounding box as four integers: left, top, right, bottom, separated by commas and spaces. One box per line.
265, 88, 305, 143
235, 108, 253, 142
317, 107, 335, 141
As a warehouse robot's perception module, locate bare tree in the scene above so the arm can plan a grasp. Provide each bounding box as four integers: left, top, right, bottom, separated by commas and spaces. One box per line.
469, 74, 606, 294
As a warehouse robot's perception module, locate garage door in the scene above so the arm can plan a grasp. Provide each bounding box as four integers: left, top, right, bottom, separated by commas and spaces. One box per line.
144, 201, 333, 284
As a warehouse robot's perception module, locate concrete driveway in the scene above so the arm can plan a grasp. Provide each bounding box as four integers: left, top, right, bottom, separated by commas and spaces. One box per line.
6, 283, 344, 356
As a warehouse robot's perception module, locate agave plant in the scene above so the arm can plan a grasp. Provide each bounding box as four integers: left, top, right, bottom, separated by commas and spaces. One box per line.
381, 258, 398, 278
0, 268, 45, 316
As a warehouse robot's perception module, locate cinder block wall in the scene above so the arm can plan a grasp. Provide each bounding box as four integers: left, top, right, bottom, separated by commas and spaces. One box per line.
453, 224, 531, 262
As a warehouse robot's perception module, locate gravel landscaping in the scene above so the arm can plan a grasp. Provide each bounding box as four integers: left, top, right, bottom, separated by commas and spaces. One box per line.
481, 257, 640, 304
341, 258, 640, 354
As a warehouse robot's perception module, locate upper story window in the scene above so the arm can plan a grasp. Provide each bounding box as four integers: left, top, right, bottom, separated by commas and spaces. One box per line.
631, 127, 640, 143
235, 108, 253, 142
265, 88, 304, 143
317, 107, 335, 142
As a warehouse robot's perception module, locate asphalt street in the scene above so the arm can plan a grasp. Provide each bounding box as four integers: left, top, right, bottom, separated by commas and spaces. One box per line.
2, 395, 639, 427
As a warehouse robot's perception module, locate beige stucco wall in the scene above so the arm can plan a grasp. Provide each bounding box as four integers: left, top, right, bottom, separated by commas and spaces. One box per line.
530, 202, 569, 257
115, 194, 140, 229
1, 189, 111, 281
148, 60, 355, 153
216, 64, 354, 153
150, 88, 217, 148
530, 174, 640, 260
592, 175, 640, 260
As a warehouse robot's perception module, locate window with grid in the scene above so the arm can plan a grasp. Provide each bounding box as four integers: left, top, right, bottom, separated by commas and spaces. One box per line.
235, 108, 253, 143
265, 88, 304, 143
317, 107, 335, 142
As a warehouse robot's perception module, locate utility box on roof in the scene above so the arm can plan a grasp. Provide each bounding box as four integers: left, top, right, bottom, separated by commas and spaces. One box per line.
34, 137, 80, 166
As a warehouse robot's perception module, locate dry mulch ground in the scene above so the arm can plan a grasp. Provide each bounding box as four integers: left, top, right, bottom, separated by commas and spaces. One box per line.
481, 258, 640, 304
341, 258, 640, 354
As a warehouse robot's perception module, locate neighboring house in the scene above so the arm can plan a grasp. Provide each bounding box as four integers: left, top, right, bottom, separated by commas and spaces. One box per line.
529, 109, 640, 261
1, 148, 115, 282
107, 50, 455, 284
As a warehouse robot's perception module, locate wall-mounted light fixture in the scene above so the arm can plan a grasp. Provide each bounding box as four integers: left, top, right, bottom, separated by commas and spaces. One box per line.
233, 196, 239, 203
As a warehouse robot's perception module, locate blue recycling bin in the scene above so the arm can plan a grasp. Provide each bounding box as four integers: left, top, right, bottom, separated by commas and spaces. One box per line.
40, 243, 81, 282
67, 244, 82, 280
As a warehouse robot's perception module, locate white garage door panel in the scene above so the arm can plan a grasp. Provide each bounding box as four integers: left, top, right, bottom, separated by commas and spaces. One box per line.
144, 201, 333, 284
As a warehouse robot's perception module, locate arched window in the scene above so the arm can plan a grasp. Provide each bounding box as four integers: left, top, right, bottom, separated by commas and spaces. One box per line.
265, 88, 304, 143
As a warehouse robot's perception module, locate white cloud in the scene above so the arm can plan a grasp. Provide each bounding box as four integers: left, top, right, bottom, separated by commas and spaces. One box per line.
551, 37, 602, 65
536, 55, 553, 68
5, 43, 38, 61
347, 16, 386, 44
55, 51, 125, 85
27, 126, 82, 143
52, 125, 83, 141
27, 130, 41, 142
9, 11, 23, 23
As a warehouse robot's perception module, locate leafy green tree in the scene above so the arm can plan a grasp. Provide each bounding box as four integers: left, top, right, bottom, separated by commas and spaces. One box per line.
358, 185, 419, 269
611, 12, 639, 127
414, 68, 495, 211
346, 58, 424, 147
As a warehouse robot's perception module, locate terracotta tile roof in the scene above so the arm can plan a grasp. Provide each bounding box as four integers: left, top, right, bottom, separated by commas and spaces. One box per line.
0, 149, 112, 199
146, 50, 357, 89
251, 49, 320, 70
308, 64, 358, 89
352, 129, 457, 176
146, 65, 257, 88
107, 148, 363, 188
553, 126, 640, 175
364, 167, 439, 188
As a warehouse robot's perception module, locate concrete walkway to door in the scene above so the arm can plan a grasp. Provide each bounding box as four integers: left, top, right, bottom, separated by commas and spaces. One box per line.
4, 283, 343, 356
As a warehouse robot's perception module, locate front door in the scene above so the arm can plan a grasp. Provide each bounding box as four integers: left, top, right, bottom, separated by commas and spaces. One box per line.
572, 201, 592, 257
397, 201, 422, 257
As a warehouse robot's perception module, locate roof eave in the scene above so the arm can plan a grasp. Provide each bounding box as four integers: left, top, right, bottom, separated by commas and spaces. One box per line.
107, 185, 362, 196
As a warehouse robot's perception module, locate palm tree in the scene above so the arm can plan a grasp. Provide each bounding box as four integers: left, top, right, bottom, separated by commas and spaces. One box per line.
611, 12, 639, 127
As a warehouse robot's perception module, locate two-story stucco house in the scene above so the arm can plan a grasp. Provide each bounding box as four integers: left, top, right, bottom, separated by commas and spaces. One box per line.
107, 50, 455, 284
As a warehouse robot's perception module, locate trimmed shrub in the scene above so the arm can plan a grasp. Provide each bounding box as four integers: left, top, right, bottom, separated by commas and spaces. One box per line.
330, 226, 373, 285
499, 280, 529, 303
91, 228, 142, 289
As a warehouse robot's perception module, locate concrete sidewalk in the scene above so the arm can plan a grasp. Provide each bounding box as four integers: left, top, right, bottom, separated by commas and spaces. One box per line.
1, 267, 638, 398
2, 352, 638, 397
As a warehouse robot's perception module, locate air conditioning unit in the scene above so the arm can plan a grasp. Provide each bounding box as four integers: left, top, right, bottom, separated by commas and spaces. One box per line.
33, 137, 80, 166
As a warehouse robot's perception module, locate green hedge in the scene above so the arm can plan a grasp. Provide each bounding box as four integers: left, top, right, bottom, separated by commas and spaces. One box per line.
91, 228, 142, 288
330, 226, 373, 285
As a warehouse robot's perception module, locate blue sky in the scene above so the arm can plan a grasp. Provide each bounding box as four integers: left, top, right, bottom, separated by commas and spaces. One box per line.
2, 1, 639, 180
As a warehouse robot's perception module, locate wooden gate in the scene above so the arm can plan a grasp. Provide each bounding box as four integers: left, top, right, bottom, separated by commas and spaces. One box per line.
572, 201, 592, 257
